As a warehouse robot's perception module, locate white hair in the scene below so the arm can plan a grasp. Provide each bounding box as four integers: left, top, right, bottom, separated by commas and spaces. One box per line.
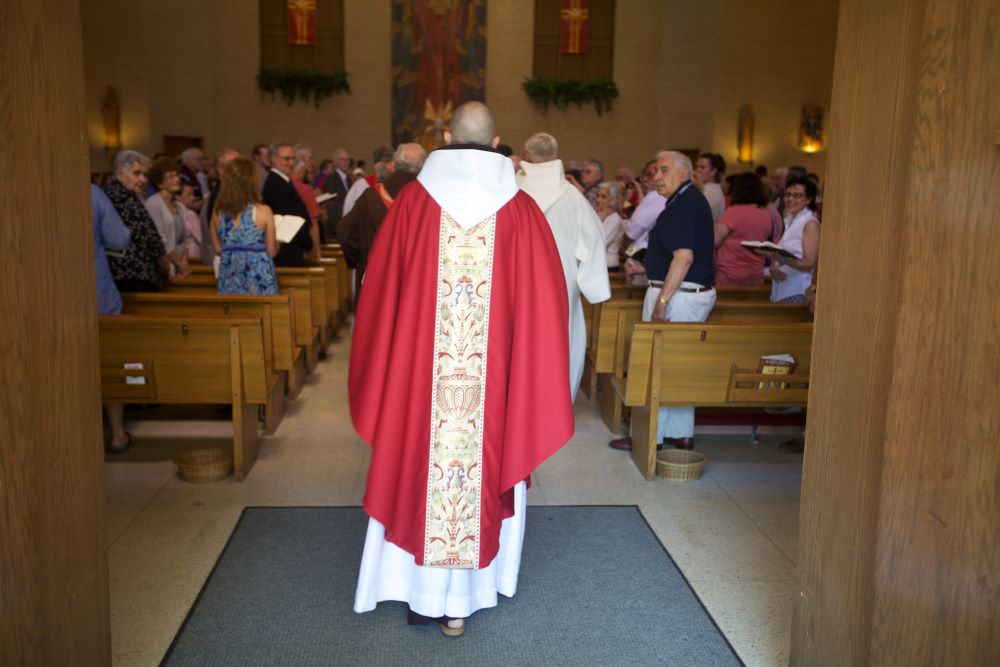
655, 150, 692, 177
524, 132, 558, 162
112, 149, 150, 174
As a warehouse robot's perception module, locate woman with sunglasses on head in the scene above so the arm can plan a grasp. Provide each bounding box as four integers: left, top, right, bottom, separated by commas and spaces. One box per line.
767, 176, 820, 304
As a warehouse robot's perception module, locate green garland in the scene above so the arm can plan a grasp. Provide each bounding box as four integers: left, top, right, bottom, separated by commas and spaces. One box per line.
256, 68, 351, 107
522, 77, 620, 116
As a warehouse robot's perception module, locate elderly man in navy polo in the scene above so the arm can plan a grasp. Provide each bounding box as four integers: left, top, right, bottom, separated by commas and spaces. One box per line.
610, 150, 717, 452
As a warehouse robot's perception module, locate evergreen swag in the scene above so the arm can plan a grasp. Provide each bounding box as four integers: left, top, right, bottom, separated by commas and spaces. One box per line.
256, 68, 350, 106
522, 77, 619, 116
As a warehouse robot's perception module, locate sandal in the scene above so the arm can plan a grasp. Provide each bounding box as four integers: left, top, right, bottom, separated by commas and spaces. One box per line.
407, 609, 466, 637
107, 432, 136, 454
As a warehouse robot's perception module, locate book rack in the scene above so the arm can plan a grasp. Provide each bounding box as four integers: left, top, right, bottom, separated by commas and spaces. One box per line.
725, 363, 809, 405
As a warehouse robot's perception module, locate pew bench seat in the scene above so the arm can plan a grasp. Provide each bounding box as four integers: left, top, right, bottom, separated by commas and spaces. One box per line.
98, 315, 272, 480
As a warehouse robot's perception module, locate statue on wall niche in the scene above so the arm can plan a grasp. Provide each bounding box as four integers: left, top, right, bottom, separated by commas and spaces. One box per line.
102, 87, 121, 151
391, 0, 486, 147
418, 99, 453, 153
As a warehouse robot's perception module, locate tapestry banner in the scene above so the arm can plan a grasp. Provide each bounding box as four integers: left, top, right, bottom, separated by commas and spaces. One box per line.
391, 0, 487, 150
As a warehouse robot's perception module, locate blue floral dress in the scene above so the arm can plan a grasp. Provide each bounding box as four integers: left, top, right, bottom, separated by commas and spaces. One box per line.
217, 204, 278, 295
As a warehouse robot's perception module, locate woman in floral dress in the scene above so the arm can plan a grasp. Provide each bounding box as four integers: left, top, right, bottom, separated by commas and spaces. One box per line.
210, 158, 279, 295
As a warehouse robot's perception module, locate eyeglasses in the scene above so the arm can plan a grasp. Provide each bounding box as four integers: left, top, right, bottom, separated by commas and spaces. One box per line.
783, 192, 807, 200
277, 155, 294, 162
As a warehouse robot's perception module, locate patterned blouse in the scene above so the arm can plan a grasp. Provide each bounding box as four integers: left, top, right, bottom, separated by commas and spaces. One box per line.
104, 180, 166, 288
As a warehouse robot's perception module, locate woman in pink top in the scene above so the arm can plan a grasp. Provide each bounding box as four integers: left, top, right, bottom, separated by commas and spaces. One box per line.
713, 173, 774, 286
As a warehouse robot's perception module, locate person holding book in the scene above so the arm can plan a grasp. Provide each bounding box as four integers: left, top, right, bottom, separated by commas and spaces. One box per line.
262, 142, 315, 266
210, 158, 278, 296
713, 173, 773, 286
766, 177, 821, 303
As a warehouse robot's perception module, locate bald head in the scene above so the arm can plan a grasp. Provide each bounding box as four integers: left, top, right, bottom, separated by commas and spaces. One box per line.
448, 101, 497, 146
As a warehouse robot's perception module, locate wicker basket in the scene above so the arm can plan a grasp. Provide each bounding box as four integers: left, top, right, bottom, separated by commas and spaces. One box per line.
656, 449, 707, 481
173, 448, 232, 483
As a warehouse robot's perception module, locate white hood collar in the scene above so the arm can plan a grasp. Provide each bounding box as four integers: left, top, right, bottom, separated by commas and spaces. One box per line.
516, 159, 571, 212
417, 147, 518, 230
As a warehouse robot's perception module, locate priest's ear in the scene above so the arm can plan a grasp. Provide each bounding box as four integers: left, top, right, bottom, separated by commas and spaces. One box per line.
490, 136, 500, 148
443, 130, 452, 145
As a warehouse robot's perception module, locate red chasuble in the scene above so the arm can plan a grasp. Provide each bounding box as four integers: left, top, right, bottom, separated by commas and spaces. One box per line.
349, 180, 574, 569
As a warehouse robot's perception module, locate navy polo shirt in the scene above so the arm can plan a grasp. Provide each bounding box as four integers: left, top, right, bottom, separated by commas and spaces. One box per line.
645, 181, 715, 286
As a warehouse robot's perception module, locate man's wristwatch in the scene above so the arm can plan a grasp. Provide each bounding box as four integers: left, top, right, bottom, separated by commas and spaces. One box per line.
657, 295, 669, 306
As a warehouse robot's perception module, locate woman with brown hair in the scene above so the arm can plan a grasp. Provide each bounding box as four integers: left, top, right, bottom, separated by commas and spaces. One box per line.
210, 158, 279, 295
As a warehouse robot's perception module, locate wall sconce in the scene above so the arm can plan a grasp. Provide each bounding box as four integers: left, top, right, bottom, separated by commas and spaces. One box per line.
737, 105, 754, 164
799, 105, 824, 154
102, 87, 122, 151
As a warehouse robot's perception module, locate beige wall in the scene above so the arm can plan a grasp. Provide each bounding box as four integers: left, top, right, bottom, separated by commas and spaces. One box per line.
712, 0, 840, 176
83, 0, 837, 178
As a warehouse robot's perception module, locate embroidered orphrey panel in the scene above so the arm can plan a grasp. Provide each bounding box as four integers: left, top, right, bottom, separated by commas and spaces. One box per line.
423, 211, 497, 568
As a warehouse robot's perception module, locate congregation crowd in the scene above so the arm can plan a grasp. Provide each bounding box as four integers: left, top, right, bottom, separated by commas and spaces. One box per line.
90, 127, 821, 453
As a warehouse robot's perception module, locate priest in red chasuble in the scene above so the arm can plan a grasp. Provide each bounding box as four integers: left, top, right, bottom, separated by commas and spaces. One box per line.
350, 102, 574, 637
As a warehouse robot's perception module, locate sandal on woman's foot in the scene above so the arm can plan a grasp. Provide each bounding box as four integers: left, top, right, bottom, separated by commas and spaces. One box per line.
107, 432, 136, 453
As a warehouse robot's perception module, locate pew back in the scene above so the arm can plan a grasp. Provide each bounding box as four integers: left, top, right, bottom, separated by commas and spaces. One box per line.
624, 322, 813, 408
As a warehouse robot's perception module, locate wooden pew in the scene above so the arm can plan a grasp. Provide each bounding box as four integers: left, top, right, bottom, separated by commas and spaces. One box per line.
320, 244, 353, 315
586, 297, 812, 433
98, 316, 271, 480
167, 274, 322, 373
618, 322, 813, 479
275, 267, 332, 349
306, 257, 344, 333
715, 285, 772, 302
122, 291, 306, 404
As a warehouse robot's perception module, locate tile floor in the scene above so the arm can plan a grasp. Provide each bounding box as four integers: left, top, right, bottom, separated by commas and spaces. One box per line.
106, 333, 804, 667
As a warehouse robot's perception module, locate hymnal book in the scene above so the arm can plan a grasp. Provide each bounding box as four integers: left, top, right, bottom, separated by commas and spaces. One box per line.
740, 241, 799, 260
274, 215, 307, 244
757, 353, 796, 390
315, 192, 337, 205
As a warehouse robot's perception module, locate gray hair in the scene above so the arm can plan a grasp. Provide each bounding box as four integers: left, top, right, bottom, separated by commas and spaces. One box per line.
655, 150, 692, 177
450, 101, 496, 146
291, 158, 309, 175
112, 149, 151, 174
372, 145, 394, 164
393, 142, 427, 175
584, 159, 604, 177
293, 143, 312, 161
180, 147, 203, 162
597, 180, 622, 205
269, 142, 291, 158
524, 132, 558, 162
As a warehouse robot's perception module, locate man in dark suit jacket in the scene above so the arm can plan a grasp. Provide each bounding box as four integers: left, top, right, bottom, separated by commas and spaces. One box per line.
262, 142, 314, 267
321, 147, 351, 239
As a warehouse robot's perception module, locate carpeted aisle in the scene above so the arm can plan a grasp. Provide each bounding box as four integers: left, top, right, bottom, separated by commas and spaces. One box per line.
161, 506, 742, 666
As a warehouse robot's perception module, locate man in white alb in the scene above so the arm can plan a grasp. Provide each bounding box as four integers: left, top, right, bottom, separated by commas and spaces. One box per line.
517, 132, 611, 398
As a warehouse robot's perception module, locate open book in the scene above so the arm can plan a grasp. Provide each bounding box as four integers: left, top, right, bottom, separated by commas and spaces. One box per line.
740, 241, 799, 260
274, 215, 307, 244
315, 192, 337, 205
